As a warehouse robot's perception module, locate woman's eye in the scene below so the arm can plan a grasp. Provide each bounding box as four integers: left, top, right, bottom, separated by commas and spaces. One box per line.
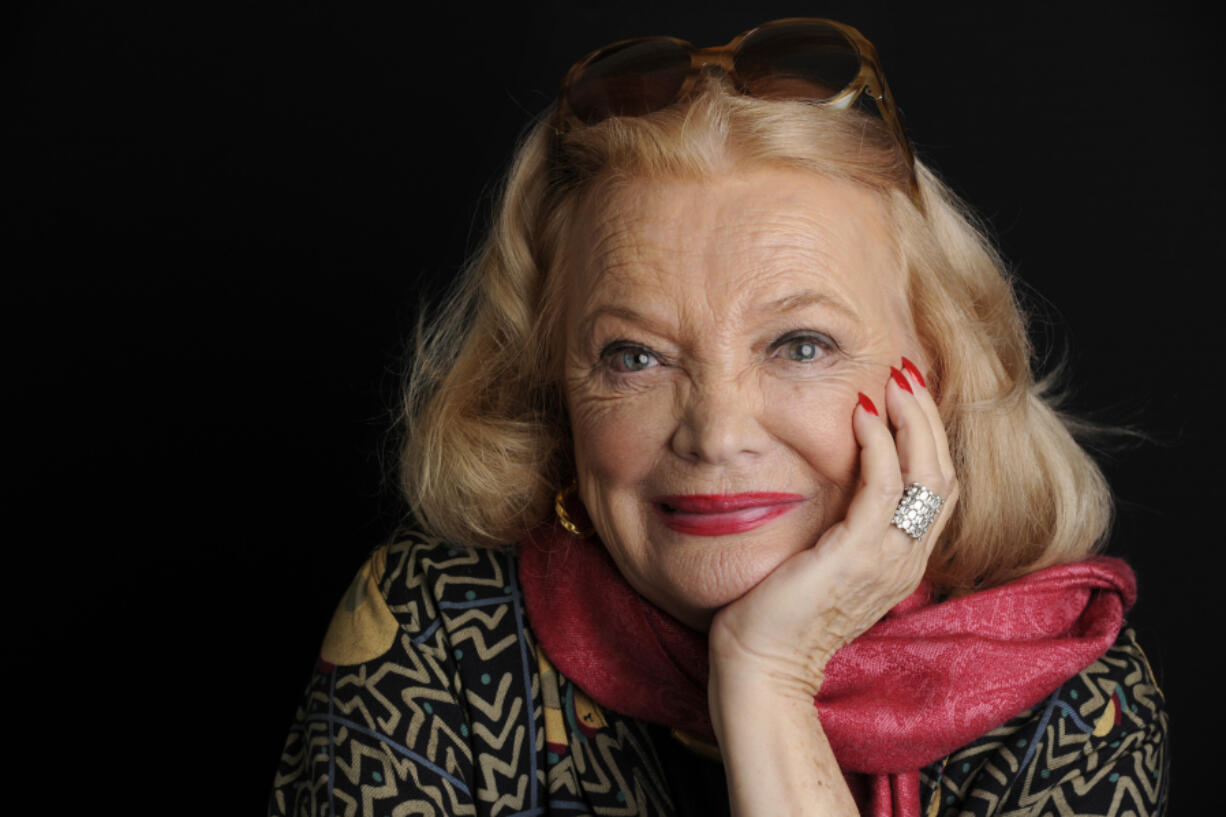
606, 346, 659, 373
774, 334, 834, 363
788, 340, 821, 361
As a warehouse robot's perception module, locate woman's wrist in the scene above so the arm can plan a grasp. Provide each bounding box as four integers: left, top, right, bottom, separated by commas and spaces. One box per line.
707, 613, 835, 704
709, 663, 856, 817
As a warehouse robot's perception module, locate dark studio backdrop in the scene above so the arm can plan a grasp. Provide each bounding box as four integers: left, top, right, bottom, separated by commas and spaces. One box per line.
10, 0, 1219, 811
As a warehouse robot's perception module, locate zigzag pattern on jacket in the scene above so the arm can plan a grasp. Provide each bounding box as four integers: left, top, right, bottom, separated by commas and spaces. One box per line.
919, 627, 1168, 816
271, 535, 678, 816
271, 534, 1168, 817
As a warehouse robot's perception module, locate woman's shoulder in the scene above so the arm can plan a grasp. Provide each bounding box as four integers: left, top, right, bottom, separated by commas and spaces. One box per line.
317, 533, 517, 666
920, 626, 1168, 816
376, 531, 517, 608
270, 534, 534, 817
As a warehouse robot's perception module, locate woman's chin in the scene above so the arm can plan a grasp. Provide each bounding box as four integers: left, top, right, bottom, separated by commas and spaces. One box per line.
647, 540, 801, 631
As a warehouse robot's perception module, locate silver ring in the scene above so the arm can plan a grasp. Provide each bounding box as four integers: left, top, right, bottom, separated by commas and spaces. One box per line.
891, 482, 945, 539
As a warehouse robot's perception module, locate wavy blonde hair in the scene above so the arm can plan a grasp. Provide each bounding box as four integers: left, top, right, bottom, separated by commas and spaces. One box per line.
400, 78, 1111, 595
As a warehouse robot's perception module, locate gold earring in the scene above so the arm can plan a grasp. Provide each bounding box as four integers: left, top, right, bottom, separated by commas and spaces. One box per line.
554, 481, 593, 538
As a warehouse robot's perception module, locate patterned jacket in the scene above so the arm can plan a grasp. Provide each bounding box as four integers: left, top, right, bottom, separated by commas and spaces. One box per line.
270, 535, 1169, 816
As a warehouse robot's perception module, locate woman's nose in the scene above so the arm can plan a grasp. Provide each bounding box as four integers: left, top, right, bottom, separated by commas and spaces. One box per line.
668, 379, 770, 465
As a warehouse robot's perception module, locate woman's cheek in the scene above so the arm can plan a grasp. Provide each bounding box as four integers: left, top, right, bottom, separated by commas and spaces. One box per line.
761, 373, 862, 482
570, 381, 675, 482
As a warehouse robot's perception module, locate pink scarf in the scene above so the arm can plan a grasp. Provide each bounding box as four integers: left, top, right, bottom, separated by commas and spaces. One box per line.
518, 522, 1135, 817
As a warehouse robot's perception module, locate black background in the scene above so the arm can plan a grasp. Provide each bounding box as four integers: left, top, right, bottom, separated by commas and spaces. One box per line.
10, 0, 1220, 812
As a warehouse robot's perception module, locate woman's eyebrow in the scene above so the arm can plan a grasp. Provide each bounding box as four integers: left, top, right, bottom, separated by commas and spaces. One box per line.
577, 304, 661, 344
578, 290, 859, 340
763, 290, 859, 321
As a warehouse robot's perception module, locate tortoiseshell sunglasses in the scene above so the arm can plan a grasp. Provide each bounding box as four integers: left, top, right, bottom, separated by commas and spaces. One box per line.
554, 18, 918, 202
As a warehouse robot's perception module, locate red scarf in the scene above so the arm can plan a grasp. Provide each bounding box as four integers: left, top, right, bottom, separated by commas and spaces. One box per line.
518, 522, 1135, 817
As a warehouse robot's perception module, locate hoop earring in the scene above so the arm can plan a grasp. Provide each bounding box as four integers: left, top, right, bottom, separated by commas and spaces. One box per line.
555, 481, 594, 538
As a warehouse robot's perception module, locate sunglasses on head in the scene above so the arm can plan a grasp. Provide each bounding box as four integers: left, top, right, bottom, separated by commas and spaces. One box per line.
554, 18, 918, 201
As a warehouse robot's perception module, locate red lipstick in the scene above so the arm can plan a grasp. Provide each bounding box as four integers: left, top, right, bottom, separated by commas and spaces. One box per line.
652, 492, 804, 536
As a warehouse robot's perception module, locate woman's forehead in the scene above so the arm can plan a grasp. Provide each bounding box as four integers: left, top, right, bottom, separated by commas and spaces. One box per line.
565, 168, 906, 322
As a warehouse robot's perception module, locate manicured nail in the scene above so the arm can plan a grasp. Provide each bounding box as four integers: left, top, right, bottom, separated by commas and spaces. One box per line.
901, 357, 927, 388
857, 392, 878, 416
889, 366, 913, 393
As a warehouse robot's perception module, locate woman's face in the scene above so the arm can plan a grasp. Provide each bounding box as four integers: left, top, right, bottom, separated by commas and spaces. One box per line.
562, 167, 920, 631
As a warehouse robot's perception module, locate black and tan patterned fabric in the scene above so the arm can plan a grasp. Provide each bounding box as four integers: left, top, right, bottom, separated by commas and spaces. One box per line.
269, 535, 1169, 816
917, 625, 1168, 816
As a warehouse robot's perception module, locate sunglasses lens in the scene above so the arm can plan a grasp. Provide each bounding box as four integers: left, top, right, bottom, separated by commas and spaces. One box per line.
568, 40, 692, 125
736, 22, 861, 101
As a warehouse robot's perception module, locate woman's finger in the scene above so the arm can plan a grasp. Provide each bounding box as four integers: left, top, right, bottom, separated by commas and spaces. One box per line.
832, 391, 903, 543
889, 361, 957, 552
885, 365, 945, 492
901, 356, 956, 482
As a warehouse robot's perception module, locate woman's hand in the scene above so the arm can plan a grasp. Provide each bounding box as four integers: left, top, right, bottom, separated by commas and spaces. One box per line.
710, 359, 958, 691
707, 360, 958, 815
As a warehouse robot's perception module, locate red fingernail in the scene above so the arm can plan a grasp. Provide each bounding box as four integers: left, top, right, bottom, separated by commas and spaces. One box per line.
889, 366, 913, 393
857, 392, 878, 416
901, 356, 927, 388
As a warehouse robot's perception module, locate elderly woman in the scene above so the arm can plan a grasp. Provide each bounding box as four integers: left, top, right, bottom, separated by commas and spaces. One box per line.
270, 19, 1167, 817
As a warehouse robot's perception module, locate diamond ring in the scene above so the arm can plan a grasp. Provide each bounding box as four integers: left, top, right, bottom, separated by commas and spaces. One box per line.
891, 482, 945, 539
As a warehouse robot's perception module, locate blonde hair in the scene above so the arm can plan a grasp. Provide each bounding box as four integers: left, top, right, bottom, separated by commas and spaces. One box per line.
400, 78, 1111, 595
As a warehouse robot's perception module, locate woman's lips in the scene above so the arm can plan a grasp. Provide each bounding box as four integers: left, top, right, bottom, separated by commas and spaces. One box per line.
651, 492, 805, 536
